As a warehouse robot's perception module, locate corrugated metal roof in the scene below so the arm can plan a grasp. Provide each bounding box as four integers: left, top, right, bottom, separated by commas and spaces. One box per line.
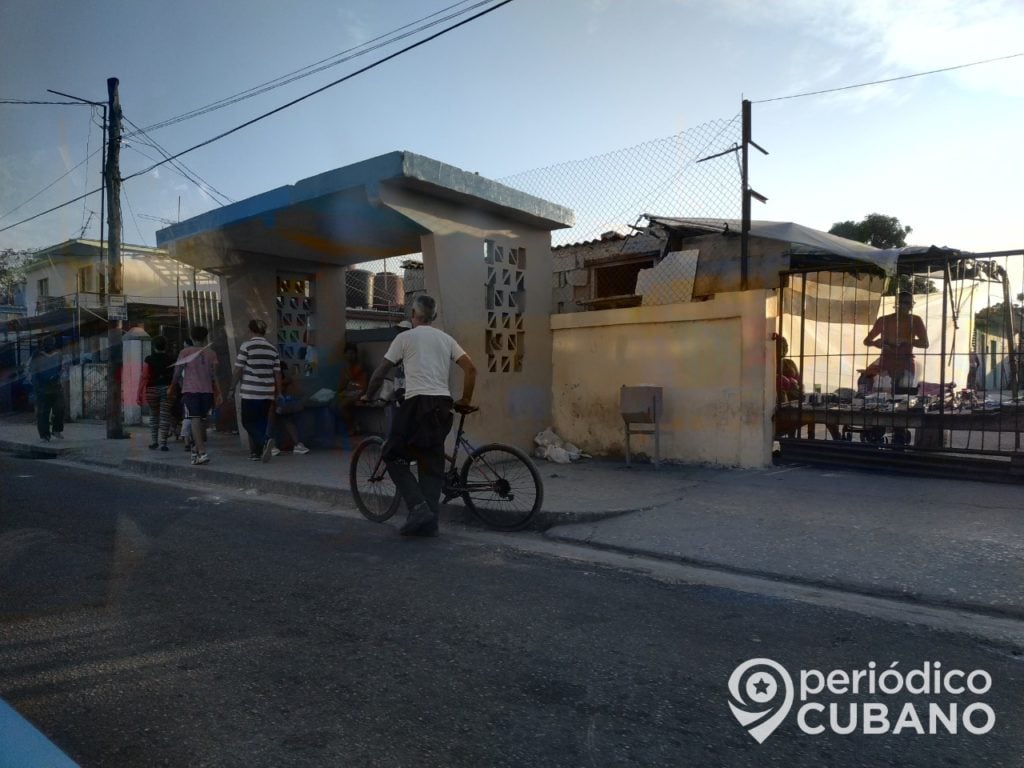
553, 230, 663, 256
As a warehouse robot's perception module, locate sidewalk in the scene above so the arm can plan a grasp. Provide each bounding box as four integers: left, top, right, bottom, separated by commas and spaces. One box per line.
3, 414, 1023, 619
0, 415, 695, 520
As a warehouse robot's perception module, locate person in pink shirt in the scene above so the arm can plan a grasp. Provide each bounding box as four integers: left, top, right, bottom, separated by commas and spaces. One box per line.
168, 326, 222, 465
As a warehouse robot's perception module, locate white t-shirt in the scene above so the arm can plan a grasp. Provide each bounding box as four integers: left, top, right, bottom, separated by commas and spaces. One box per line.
384, 325, 466, 399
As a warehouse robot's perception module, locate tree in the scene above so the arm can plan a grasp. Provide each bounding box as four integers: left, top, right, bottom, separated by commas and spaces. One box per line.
829, 213, 913, 249
884, 273, 938, 296
974, 301, 1024, 336
829, 214, 933, 295
0, 248, 29, 305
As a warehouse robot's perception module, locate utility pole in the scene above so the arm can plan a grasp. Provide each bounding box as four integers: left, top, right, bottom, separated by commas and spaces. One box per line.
105, 77, 125, 439
46, 85, 116, 434
739, 99, 769, 292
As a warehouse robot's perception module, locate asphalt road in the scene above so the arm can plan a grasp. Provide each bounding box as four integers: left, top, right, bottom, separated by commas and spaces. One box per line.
1, 454, 1023, 767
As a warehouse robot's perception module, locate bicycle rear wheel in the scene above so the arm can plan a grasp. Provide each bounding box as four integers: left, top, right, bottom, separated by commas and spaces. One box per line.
349, 436, 401, 522
459, 443, 543, 531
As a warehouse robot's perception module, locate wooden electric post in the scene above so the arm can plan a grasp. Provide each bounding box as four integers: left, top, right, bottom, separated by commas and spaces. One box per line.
105, 76, 125, 439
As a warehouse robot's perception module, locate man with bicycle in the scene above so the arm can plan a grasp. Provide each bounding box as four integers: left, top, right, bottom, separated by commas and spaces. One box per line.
363, 294, 476, 537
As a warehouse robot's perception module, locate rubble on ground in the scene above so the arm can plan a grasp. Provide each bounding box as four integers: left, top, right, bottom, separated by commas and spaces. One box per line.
533, 428, 588, 464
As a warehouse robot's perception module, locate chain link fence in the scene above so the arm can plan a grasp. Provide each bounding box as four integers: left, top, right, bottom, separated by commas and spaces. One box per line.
499, 115, 742, 310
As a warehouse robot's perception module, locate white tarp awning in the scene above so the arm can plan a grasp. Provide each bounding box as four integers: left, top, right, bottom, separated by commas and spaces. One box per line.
645, 216, 899, 274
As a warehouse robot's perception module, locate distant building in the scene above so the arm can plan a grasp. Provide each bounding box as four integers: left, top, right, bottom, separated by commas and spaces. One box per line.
2, 238, 220, 416
21, 239, 217, 318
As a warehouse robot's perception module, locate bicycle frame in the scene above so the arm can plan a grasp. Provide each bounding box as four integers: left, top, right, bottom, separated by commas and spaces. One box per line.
365, 404, 473, 482
444, 410, 474, 471
352, 401, 543, 530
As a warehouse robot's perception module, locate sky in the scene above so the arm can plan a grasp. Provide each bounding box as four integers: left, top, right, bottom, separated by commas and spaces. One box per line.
1, 0, 1022, 256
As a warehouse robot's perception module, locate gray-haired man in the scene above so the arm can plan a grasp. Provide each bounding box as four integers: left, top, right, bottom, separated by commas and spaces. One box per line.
364, 295, 476, 536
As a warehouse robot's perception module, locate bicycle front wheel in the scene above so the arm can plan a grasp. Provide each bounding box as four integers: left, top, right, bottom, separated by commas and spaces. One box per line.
349, 436, 401, 522
459, 443, 543, 531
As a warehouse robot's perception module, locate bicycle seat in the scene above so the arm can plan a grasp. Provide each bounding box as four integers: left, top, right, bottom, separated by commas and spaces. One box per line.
454, 403, 479, 415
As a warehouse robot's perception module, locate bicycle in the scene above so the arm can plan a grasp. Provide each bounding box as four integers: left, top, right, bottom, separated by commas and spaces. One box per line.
348, 403, 544, 531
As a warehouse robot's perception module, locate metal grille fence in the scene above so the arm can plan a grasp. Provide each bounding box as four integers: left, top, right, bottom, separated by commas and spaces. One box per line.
777, 250, 1024, 459
183, 290, 222, 329
500, 116, 743, 251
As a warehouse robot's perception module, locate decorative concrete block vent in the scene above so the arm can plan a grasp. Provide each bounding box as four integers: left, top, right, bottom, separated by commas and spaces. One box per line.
276, 277, 317, 379
484, 241, 526, 373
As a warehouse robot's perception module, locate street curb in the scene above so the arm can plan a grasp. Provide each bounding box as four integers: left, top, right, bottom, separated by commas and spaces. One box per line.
122, 458, 358, 508
72, 450, 634, 528
0, 439, 73, 459
111, 458, 638, 530
543, 531, 1024, 623
2, 440, 652, 529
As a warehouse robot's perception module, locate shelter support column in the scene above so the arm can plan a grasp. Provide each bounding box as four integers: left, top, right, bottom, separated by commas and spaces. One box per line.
420, 228, 554, 451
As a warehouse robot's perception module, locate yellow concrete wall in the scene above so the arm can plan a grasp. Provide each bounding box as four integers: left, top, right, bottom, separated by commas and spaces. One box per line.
550, 290, 776, 467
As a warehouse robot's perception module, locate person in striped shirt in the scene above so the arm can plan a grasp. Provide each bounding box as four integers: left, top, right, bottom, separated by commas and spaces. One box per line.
228, 319, 281, 462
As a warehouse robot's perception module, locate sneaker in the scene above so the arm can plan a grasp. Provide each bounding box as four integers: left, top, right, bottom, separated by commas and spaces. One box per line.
293, 443, 309, 455
190, 452, 199, 465
195, 453, 210, 465
249, 453, 260, 461
261, 438, 275, 463
53, 432, 64, 440
400, 503, 438, 537
271, 447, 281, 456
40, 436, 51, 442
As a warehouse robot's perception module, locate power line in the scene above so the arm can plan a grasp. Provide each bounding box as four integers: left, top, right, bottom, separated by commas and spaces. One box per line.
0, 130, 102, 222
0, 187, 103, 234
123, 0, 515, 182
754, 51, 1024, 104
127, 0, 488, 137
2, 0, 515, 233
122, 186, 145, 245
0, 99, 91, 106
0, 151, 99, 222
79, 106, 96, 234
125, 143, 232, 208
122, 115, 234, 205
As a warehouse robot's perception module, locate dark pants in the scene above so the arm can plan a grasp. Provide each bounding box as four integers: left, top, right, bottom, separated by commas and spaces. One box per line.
36, 384, 64, 439
240, 398, 274, 455
383, 395, 453, 519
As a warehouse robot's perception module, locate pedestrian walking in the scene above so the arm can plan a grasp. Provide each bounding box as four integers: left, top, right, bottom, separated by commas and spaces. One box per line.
228, 319, 281, 462
138, 335, 174, 450
168, 325, 221, 465
363, 295, 476, 537
29, 336, 65, 442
